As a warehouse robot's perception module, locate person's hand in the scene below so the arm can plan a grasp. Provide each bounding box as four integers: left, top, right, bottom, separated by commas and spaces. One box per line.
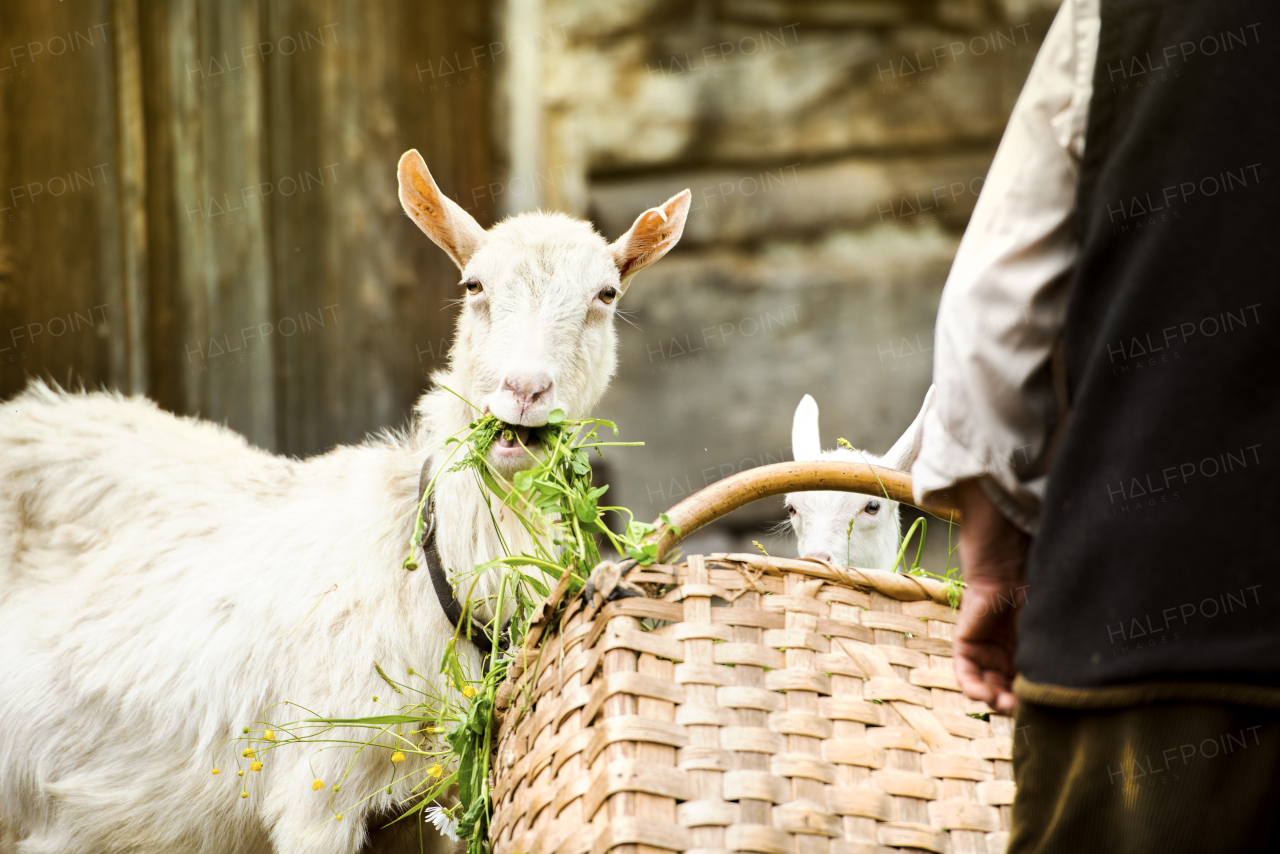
952, 479, 1030, 715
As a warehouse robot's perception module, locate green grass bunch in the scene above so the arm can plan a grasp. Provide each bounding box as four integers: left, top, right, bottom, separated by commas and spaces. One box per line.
224, 406, 662, 853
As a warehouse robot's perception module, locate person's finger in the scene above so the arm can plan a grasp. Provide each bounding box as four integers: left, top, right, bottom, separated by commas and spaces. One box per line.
993, 689, 1018, 715
956, 653, 1019, 711
981, 668, 1013, 689
954, 653, 1001, 704
956, 669, 996, 705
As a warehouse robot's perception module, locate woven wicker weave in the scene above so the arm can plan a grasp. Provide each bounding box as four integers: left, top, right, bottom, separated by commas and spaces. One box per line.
490, 463, 1012, 854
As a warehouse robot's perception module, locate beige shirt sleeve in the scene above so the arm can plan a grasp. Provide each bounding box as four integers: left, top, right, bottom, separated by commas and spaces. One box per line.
911, 0, 1100, 534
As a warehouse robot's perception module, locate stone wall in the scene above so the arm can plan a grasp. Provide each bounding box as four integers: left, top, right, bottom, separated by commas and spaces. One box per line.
497, 0, 1059, 562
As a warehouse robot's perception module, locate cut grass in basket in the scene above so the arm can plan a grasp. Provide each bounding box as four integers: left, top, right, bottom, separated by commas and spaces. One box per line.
223, 403, 669, 854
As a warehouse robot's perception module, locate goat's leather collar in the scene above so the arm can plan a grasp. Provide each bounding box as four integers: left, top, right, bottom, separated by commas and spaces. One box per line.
417, 464, 494, 657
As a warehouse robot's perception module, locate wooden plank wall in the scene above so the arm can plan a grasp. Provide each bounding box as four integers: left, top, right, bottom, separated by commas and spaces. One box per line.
0, 0, 492, 455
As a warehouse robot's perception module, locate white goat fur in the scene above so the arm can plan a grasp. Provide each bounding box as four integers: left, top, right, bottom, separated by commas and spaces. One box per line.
0, 150, 690, 854
786, 387, 934, 569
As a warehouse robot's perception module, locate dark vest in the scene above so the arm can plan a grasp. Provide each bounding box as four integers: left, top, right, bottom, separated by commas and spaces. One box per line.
1020, 0, 1280, 690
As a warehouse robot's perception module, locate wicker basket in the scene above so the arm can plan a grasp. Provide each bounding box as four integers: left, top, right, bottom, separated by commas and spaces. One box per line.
490, 462, 1014, 854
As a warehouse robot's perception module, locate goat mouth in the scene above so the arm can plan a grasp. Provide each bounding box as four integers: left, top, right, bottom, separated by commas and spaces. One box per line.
494, 423, 540, 451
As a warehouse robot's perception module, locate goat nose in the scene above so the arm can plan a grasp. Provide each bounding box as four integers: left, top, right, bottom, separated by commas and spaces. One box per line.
803, 551, 833, 564
502, 372, 553, 405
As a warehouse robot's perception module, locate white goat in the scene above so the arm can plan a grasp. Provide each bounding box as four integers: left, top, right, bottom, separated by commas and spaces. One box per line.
785, 386, 934, 569
0, 150, 690, 854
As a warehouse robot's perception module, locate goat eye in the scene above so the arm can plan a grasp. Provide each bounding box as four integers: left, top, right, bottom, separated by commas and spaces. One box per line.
463, 279, 483, 295
865, 501, 880, 515
597, 286, 618, 304
785, 504, 797, 516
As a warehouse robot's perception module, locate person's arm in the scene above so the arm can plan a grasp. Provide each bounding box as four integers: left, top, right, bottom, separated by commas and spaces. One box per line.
913, 0, 1098, 534
912, 0, 1099, 709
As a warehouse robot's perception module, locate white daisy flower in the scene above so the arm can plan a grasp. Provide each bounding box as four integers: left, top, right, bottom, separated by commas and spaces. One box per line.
423, 805, 460, 841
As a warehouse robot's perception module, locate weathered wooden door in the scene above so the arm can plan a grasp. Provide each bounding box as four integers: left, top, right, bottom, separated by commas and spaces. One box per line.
0, 0, 493, 455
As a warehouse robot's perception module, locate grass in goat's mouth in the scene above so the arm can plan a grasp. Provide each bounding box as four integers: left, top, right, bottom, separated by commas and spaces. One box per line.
495, 423, 538, 450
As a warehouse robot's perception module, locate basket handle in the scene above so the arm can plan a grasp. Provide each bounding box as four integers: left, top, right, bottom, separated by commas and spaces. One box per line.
647, 461, 962, 563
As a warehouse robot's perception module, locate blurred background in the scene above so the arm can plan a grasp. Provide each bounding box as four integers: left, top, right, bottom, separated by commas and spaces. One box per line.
0, 0, 1056, 566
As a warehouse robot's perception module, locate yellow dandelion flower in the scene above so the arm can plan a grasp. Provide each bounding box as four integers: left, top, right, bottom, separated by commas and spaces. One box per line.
211, 769, 220, 775
335, 814, 344, 821
242, 748, 255, 758
240, 792, 248, 799
312, 779, 324, 791
462, 686, 476, 698
391, 752, 405, 764
250, 761, 263, 772
428, 764, 443, 778
264, 730, 275, 741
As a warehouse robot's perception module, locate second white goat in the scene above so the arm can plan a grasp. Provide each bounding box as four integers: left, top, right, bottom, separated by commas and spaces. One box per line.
785, 387, 934, 569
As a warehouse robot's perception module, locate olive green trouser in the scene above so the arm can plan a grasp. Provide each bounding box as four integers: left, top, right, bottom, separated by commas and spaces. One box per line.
1009, 700, 1280, 853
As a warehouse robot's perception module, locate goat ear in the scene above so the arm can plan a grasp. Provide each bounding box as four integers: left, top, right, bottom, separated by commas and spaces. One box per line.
792, 394, 822, 462
609, 189, 692, 292
884, 384, 935, 471
398, 149, 486, 270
